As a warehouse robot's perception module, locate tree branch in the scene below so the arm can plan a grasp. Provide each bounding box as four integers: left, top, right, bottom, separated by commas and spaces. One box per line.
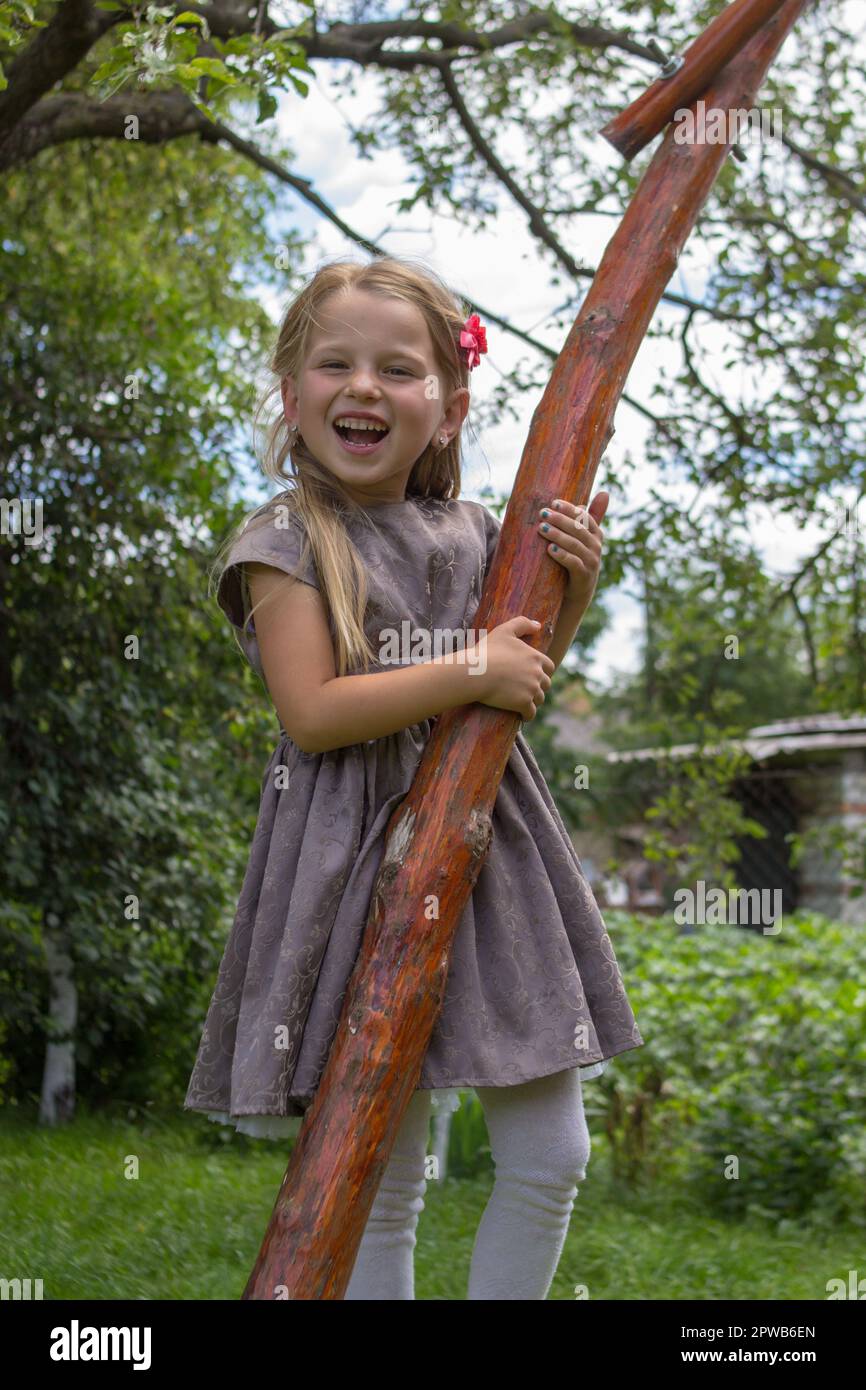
768, 530, 837, 616
781, 132, 866, 214
193, 6, 658, 67
787, 586, 819, 684
0, 0, 120, 141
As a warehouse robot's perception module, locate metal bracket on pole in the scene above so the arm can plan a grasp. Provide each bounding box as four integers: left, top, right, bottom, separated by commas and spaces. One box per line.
646, 38, 685, 79
647, 34, 747, 161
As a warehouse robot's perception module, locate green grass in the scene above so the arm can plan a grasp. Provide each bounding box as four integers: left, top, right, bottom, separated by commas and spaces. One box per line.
1, 1101, 857, 1300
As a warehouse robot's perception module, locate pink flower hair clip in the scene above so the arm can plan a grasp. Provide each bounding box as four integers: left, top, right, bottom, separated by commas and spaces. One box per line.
460, 312, 488, 371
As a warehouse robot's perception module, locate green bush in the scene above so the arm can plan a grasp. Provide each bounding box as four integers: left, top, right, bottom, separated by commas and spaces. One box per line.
600, 909, 866, 1221
445, 910, 866, 1223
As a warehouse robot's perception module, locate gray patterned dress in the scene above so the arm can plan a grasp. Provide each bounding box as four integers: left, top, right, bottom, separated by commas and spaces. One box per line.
184, 492, 644, 1139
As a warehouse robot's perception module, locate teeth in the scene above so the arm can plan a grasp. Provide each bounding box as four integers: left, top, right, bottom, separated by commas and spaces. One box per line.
334, 417, 389, 431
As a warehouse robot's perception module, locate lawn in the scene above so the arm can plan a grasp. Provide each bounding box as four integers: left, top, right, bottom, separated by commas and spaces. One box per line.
1, 1102, 856, 1300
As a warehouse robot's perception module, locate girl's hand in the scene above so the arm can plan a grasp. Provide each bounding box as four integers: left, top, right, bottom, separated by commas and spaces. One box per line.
537, 491, 608, 610
474, 616, 555, 722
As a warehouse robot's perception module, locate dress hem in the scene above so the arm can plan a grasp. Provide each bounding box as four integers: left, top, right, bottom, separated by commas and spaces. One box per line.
184, 1036, 643, 1135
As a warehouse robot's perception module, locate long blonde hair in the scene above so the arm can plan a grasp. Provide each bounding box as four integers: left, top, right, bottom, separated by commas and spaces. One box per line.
212, 254, 476, 675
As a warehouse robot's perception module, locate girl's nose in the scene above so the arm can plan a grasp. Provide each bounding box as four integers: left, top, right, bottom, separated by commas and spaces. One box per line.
348, 368, 381, 396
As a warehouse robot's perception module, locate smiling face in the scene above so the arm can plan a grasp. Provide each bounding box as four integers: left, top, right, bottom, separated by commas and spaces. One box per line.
280, 287, 469, 505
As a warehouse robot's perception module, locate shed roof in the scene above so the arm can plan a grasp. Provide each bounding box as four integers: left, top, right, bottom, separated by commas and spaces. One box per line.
605, 714, 866, 765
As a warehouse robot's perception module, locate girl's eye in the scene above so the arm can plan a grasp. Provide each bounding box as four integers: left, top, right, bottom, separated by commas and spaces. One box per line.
317, 362, 413, 375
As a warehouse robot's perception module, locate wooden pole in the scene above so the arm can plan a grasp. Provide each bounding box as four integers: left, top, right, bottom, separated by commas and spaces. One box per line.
243, 0, 810, 1300
600, 0, 789, 161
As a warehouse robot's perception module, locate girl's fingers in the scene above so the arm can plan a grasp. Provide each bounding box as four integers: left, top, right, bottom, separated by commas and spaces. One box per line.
537, 519, 599, 562
546, 499, 601, 537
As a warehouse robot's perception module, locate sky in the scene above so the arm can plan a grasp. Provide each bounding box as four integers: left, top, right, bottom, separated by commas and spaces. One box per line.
236, 12, 853, 687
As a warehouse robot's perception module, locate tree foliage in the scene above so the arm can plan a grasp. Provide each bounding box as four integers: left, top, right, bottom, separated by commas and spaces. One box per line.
0, 134, 303, 1105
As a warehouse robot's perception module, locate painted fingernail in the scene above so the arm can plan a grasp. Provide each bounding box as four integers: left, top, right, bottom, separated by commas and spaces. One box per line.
550, 544, 558, 552
541, 523, 549, 532
540, 509, 548, 518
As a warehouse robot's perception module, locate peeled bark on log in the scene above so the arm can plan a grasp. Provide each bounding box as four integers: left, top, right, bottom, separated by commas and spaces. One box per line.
600, 0, 789, 161
243, 0, 810, 1300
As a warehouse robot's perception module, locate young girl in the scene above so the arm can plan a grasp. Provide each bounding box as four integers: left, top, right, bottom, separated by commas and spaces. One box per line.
184, 254, 644, 1300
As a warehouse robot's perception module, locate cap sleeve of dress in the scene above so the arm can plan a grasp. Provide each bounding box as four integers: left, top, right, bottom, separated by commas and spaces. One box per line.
481, 504, 503, 575
217, 502, 320, 656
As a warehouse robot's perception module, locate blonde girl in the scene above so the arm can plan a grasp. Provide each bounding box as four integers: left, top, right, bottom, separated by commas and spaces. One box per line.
185, 254, 644, 1300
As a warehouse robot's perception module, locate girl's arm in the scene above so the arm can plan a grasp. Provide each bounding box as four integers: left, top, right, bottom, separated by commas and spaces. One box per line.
546, 596, 587, 670
246, 563, 493, 754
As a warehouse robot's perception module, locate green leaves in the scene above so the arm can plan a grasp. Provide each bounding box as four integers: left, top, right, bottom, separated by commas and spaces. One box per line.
172, 9, 209, 29
256, 89, 278, 125
86, 5, 313, 117
604, 908, 866, 1218
174, 56, 239, 89
0, 132, 305, 1114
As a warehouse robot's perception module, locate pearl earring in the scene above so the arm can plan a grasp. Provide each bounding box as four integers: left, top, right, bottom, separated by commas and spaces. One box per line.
288, 422, 299, 444
438, 434, 448, 448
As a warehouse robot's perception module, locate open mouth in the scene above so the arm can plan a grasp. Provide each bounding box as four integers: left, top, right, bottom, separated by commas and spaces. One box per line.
333, 421, 391, 455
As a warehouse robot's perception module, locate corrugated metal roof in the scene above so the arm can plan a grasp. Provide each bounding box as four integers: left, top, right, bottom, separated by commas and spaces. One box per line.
605, 714, 866, 765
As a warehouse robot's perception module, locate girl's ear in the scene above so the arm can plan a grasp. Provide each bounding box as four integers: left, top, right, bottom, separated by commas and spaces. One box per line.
443, 383, 470, 433
280, 375, 299, 420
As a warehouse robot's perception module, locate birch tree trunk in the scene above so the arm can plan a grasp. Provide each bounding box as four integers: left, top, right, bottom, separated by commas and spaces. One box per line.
38, 920, 78, 1126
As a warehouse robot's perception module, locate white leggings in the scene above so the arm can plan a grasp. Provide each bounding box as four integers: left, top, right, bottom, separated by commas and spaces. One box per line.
344, 1065, 590, 1300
